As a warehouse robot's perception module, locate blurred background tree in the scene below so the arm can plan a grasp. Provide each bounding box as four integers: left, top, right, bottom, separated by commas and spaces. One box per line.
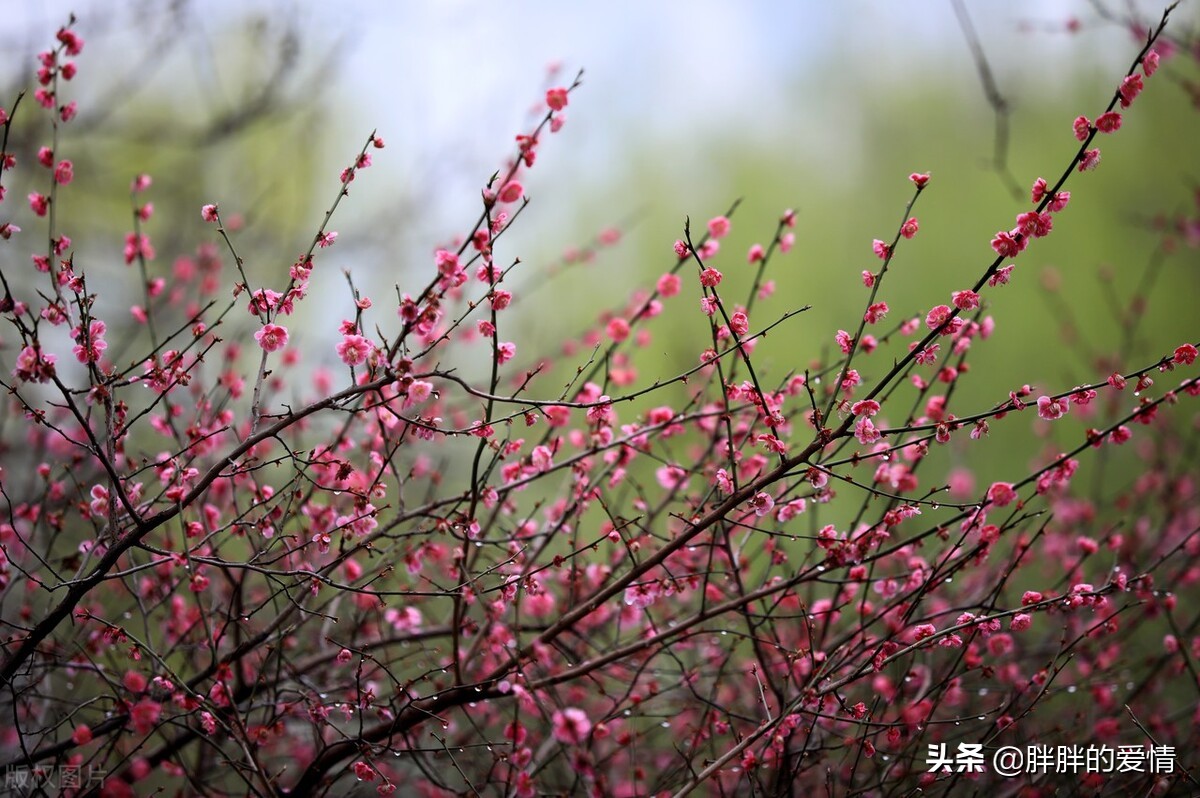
1, 0, 1196, 520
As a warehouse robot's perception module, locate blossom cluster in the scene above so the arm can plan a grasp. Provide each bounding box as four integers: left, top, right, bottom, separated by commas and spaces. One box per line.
0, 11, 1197, 798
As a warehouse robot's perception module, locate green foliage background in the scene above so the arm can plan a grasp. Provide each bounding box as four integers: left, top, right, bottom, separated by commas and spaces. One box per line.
3, 3, 1195, 527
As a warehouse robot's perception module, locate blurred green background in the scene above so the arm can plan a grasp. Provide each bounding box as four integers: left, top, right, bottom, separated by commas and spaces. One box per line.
1, 0, 1196, 505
